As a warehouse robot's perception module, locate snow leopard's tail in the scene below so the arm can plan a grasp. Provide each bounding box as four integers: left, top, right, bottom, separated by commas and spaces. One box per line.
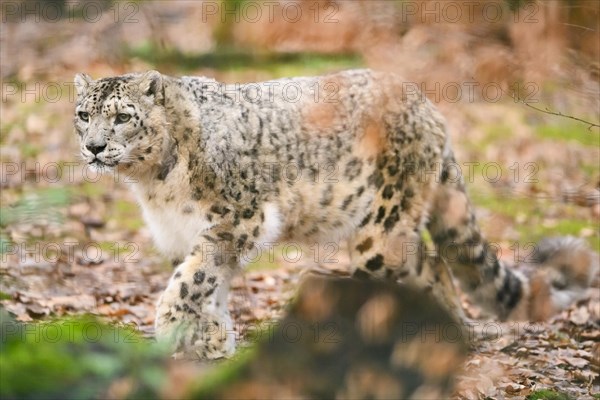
448, 233, 598, 321
427, 145, 598, 320
510, 236, 599, 321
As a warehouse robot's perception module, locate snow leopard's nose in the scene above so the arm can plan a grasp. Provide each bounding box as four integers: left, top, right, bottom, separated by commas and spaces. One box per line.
86, 143, 107, 155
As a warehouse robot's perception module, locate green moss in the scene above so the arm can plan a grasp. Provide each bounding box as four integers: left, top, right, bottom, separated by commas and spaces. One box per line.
536, 122, 600, 147
526, 389, 573, 400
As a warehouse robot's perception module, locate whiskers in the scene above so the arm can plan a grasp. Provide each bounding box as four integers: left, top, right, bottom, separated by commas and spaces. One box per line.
118, 154, 139, 165
88, 161, 114, 174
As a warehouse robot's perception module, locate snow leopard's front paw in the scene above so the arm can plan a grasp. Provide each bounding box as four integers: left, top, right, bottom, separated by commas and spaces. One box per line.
155, 309, 236, 360
155, 276, 236, 360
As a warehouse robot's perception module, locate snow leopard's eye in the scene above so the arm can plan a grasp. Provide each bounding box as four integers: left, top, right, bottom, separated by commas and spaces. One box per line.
116, 113, 131, 124
78, 111, 89, 122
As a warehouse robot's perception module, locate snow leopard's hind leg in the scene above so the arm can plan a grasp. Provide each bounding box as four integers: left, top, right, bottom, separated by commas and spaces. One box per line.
348, 147, 467, 324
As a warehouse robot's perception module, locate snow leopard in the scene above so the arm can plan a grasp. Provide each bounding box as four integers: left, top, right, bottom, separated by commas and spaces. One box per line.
73, 69, 598, 359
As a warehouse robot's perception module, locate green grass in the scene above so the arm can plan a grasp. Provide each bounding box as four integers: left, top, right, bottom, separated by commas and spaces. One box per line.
244, 243, 308, 271
1, 93, 61, 155
462, 122, 516, 152
0, 187, 71, 228
543, 219, 593, 236
0, 102, 34, 149
0, 234, 11, 255
111, 199, 144, 231
581, 161, 599, 179
78, 181, 106, 199
245, 258, 280, 271
245, 244, 284, 271
96, 241, 139, 259
470, 190, 599, 251
0, 187, 71, 254
519, 218, 600, 253
482, 124, 515, 147
20, 143, 41, 158
127, 43, 363, 77
536, 122, 600, 147
470, 190, 540, 219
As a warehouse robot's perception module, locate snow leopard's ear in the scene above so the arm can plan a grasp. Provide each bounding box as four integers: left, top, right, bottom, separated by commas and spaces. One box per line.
136, 70, 164, 105
74, 73, 93, 97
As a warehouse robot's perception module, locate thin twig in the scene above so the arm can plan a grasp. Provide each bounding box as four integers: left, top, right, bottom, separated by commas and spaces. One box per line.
561, 23, 596, 32
501, 87, 600, 131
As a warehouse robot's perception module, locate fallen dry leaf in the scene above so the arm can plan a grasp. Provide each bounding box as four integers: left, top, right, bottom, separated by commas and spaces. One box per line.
569, 306, 591, 326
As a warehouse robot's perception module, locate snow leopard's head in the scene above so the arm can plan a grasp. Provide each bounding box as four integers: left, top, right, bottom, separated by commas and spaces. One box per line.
73, 71, 169, 175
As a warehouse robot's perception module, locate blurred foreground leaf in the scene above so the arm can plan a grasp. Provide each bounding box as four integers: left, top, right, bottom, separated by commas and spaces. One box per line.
0, 309, 169, 399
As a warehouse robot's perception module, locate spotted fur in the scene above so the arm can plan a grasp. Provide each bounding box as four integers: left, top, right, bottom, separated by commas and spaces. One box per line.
74, 69, 598, 359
